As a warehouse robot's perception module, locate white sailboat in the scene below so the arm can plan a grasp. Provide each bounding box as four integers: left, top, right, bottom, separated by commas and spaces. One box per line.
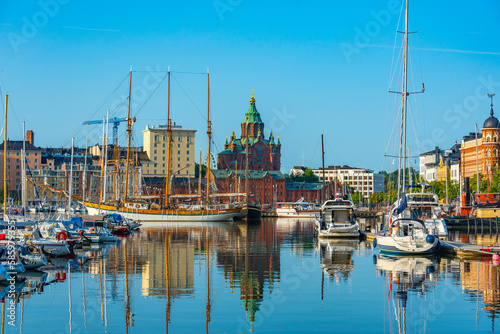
374, 0, 439, 255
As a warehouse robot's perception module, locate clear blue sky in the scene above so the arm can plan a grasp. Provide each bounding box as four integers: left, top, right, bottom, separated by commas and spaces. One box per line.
0, 0, 499, 174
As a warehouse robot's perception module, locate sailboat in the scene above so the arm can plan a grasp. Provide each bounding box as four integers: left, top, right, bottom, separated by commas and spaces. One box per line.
374, 0, 439, 255
83, 68, 242, 222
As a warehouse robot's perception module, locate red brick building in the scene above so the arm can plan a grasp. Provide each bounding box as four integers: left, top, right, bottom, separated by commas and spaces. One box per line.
210, 169, 285, 206
284, 181, 342, 203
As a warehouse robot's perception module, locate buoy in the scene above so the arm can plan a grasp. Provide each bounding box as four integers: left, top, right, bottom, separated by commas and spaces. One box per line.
89, 227, 97, 234
425, 235, 435, 244
373, 238, 377, 248
493, 253, 499, 266
56, 231, 68, 241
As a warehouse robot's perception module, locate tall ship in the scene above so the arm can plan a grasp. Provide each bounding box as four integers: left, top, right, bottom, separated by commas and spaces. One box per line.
83, 68, 243, 222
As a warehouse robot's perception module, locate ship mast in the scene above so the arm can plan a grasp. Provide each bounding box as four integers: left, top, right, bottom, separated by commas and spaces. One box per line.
165, 67, 172, 207
124, 67, 133, 204
206, 68, 211, 204
321, 133, 325, 202
3, 94, 7, 214
395, 0, 409, 199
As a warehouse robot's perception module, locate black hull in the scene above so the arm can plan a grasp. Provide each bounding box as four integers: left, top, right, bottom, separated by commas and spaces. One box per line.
243, 204, 262, 220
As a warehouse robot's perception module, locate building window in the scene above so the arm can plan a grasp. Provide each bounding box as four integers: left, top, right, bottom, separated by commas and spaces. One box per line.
154, 150, 157, 154
34, 152, 38, 156
34, 159, 38, 163
25, 152, 28, 156
187, 136, 191, 143
16, 152, 19, 156
187, 157, 189, 161
6, 159, 9, 163
178, 136, 182, 142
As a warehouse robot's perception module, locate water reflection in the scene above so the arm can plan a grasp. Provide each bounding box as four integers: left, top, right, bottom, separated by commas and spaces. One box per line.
316, 239, 356, 281
376, 255, 440, 334
5, 219, 500, 333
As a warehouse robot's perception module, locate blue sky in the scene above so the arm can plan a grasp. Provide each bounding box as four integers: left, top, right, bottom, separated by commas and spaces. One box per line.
0, 0, 499, 173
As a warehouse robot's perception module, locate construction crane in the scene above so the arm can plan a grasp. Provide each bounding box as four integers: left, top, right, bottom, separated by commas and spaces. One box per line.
82, 117, 128, 146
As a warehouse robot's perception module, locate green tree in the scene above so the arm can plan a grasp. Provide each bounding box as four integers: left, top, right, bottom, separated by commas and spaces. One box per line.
195, 163, 207, 178
351, 191, 362, 204
288, 168, 319, 183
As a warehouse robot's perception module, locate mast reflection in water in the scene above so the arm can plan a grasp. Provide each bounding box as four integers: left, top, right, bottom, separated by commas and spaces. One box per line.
4, 219, 500, 333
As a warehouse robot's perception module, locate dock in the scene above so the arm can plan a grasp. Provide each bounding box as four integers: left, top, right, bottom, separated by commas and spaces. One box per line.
366, 233, 500, 261
440, 241, 500, 259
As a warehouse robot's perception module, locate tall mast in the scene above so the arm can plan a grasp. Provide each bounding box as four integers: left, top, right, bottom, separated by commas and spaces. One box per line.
124, 67, 133, 203
475, 123, 480, 195
321, 134, 325, 202
3, 94, 7, 213
197, 150, 202, 205
206, 68, 211, 204
98, 117, 106, 212
165, 67, 172, 207
83, 138, 89, 203
68, 137, 74, 209
397, 0, 410, 199
102, 110, 110, 203
22, 121, 26, 214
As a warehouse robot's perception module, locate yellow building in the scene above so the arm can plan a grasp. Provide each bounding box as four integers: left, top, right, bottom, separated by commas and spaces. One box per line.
437, 156, 450, 181
142, 124, 196, 177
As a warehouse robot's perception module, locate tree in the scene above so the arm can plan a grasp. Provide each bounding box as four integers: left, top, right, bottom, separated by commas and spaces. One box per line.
195, 163, 207, 178
351, 191, 362, 204
287, 168, 319, 183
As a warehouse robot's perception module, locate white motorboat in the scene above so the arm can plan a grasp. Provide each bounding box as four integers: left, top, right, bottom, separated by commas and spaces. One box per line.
315, 198, 360, 238
276, 202, 319, 218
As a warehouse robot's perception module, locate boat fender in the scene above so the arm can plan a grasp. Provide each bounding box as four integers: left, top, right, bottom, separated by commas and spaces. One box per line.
56, 272, 67, 282
426, 265, 435, 275
89, 227, 97, 234
56, 231, 68, 241
373, 238, 377, 248
425, 235, 435, 244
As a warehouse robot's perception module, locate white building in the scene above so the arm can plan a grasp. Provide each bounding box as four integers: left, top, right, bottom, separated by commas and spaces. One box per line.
289, 166, 306, 176
312, 165, 384, 199
419, 144, 460, 183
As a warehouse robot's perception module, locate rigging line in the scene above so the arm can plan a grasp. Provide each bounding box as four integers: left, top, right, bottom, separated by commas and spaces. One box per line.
387, 2, 405, 90
324, 138, 339, 164
132, 73, 168, 118
308, 136, 321, 169
170, 73, 207, 121
132, 70, 207, 75
64, 72, 130, 147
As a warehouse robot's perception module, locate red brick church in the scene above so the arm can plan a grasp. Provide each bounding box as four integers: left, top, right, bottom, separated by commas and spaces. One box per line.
217, 93, 281, 171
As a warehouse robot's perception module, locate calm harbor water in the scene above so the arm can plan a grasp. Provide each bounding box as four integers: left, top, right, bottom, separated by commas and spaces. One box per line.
3, 218, 500, 333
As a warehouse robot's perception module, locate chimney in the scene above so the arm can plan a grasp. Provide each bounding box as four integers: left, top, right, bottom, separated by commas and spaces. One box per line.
26, 130, 34, 145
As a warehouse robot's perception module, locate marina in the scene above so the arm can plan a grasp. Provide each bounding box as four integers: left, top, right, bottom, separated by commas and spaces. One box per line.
0, 0, 499, 332
1, 219, 500, 333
